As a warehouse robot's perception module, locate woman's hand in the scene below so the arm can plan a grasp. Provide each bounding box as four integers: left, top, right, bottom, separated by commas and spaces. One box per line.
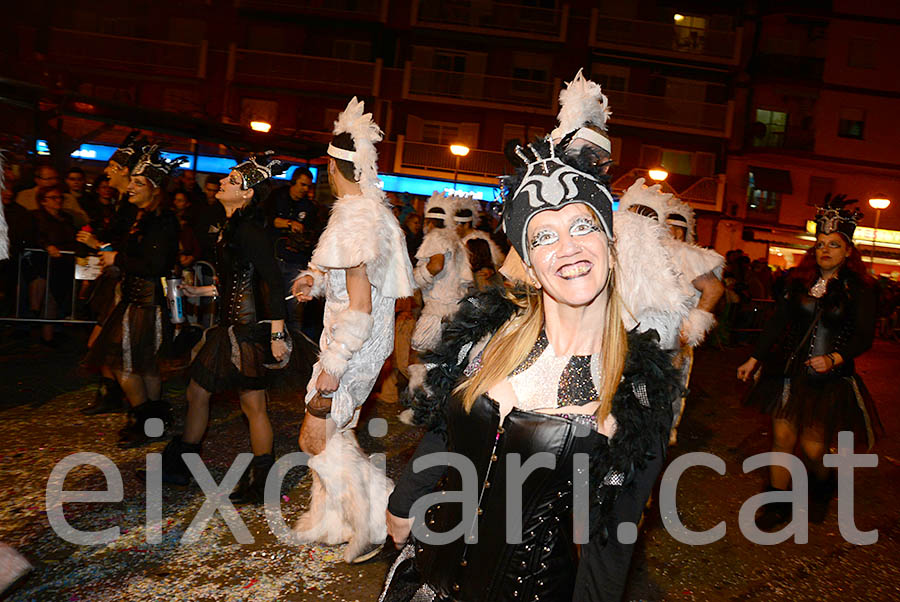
46, 245, 61, 259
76, 231, 100, 249
386, 510, 413, 549
99, 250, 117, 268
179, 284, 217, 297
805, 354, 841, 373
271, 338, 288, 362
291, 274, 314, 302
736, 357, 758, 381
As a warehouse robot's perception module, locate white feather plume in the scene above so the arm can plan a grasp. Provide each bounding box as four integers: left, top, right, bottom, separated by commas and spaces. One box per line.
550, 68, 611, 141
332, 97, 385, 202
618, 177, 676, 220
0, 152, 8, 261
453, 196, 481, 221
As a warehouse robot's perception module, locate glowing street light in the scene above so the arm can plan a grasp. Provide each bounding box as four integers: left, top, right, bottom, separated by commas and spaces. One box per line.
867, 195, 891, 267
648, 168, 668, 182
450, 144, 470, 187
250, 120, 272, 133
674, 13, 685, 22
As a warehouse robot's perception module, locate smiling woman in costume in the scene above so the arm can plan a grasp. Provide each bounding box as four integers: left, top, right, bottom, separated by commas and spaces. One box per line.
84, 145, 184, 448
737, 195, 881, 531
380, 138, 678, 602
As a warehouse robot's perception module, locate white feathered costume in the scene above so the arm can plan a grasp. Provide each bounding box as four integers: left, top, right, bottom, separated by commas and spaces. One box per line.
0, 154, 8, 261
411, 192, 471, 352
293, 98, 414, 562
617, 179, 723, 349
454, 196, 505, 268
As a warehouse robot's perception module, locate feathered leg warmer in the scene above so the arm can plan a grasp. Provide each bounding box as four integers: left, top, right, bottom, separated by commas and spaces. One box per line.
293, 431, 394, 563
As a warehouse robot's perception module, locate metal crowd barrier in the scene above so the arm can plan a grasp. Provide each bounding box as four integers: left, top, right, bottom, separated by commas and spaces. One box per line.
1, 248, 95, 324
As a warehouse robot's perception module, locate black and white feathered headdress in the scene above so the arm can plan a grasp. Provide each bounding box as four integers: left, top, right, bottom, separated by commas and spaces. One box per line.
131, 145, 188, 188
665, 197, 697, 243
618, 178, 675, 222
500, 137, 614, 264
814, 194, 863, 241
550, 69, 612, 154
232, 150, 287, 190
327, 97, 384, 200
109, 130, 149, 171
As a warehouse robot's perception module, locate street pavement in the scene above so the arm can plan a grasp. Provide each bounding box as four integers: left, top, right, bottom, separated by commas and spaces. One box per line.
0, 323, 897, 601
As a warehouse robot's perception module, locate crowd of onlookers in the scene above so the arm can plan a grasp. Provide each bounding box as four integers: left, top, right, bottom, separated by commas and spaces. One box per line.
0, 157, 509, 346
3, 156, 898, 346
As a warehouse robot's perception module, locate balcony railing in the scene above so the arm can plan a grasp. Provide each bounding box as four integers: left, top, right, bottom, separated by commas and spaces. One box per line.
47, 28, 206, 78
235, 0, 386, 21
751, 126, 815, 152
404, 64, 558, 113
590, 12, 739, 64
413, 0, 568, 41
230, 47, 381, 96
605, 90, 731, 136
395, 136, 510, 182
612, 169, 724, 212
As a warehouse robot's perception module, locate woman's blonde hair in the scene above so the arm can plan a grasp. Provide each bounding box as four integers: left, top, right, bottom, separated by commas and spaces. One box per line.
456, 247, 628, 421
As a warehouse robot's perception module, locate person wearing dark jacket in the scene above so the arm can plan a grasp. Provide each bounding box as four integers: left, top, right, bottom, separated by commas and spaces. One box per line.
381, 138, 678, 602
158, 153, 290, 505
31, 185, 77, 344
84, 145, 183, 447
738, 196, 881, 530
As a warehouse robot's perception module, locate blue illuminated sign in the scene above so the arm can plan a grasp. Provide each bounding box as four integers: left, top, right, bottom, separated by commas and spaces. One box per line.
380, 174, 500, 202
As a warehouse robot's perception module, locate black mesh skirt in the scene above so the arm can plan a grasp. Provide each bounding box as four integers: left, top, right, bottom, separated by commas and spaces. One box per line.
88, 268, 121, 326
745, 369, 883, 450
190, 323, 273, 393
84, 301, 170, 374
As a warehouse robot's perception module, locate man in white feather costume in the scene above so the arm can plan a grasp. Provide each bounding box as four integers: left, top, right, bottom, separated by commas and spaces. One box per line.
453, 196, 505, 269
410, 191, 471, 354
618, 178, 725, 443
290, 97, 415, 563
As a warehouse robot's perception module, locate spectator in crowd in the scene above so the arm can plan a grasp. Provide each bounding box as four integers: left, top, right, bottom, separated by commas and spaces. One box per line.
172, 169, 205, 206
61, 167, 92, 227
747, 258, 774, 300
0, 174, 38, 316
465, 237, 501, 291
31, 185, 77, 344
82, 175, 120, 240
268, 167, 317, 330
402, 212, 422, 262
172, 191, 201, 270
15, 165, 59, 211
190, 175, 225, 261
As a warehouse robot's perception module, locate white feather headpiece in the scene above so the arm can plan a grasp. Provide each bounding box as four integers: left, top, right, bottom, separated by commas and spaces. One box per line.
424, 191, 456, 225
453, 196, 481, 223
328, 96, 384, 201
618, 178, 676, 223
550, 69, 612, 147
665, 198, 697, 243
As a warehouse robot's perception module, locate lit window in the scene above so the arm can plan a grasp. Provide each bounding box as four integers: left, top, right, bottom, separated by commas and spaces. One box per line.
838, 108, 865, 140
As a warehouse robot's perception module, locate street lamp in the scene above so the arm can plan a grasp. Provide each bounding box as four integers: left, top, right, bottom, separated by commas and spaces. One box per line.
450, 144, 470, 188
250, 120, 272, 133
648, 168, 668, 182
867, 195, 891, 269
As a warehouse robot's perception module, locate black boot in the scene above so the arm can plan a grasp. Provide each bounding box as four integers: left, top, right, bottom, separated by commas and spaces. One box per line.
755, 486, 792, 532
809, 471, 837, 524
229, 454, 275, 505
161, 436, 202, 486
81, 377, 126, 415
117, 400, 172, 449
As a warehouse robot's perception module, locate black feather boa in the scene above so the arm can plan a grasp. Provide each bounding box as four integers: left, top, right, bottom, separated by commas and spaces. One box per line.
406, 285, 680, 537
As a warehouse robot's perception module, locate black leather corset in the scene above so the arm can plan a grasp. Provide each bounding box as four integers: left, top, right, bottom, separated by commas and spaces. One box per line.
416, 394, 605, 601
218, 262, 257, 326
122, 275, 158, 305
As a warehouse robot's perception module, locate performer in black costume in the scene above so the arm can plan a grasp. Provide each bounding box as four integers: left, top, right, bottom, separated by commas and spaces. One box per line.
381, 138, 678, 602
159, 152, 290, 505
84, 145, 183, 447
77, 132, 145, 415
738, 195, 881, 530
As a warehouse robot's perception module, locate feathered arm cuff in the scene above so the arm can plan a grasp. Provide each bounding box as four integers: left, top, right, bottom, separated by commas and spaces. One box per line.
413, 260, 435, 288
681, 308, 716, 347
319, 309, 374, 378
296, 269, 326, 299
